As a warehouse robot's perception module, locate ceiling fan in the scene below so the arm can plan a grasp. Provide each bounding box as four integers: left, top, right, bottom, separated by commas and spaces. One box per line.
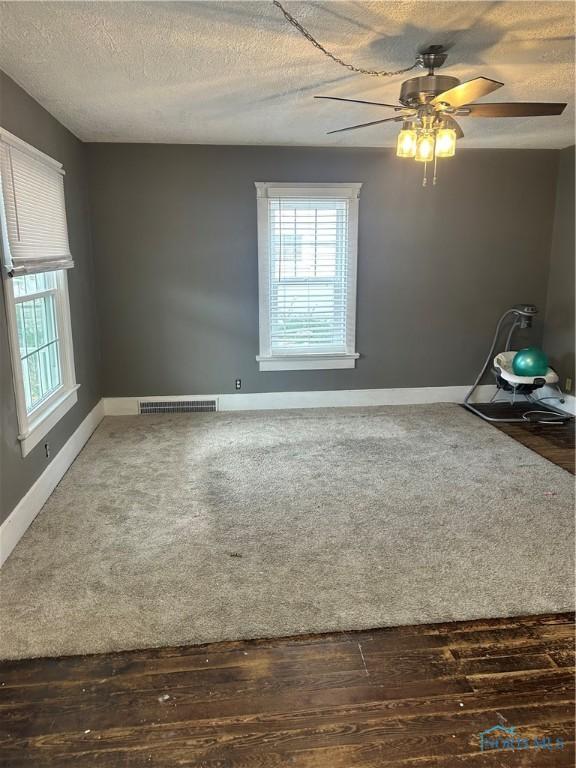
316, 46, 567, 181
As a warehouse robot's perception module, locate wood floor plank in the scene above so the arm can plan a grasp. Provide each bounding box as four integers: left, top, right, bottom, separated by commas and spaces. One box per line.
0, 676, 476, 740
0, 651, 371, 704
529, 622, 575, 642
1, 710, 573, 768
0, 637, 362, 688
3, 688, 573, 763
549, 650, 576, 668
3, 700, 572, 753
444, 626, 536, 646
363, 741, 576, 768
451, 637, 574, 660
467, 667, 575, 694
455, 653, 557, 675
1, 613, 573, 766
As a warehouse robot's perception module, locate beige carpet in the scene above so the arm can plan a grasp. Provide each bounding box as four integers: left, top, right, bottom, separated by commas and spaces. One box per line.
0, 404, 573, 660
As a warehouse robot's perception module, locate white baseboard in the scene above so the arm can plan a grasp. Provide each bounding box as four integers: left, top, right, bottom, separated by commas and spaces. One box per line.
0, 399, 104, 568
103, 384, 497, 416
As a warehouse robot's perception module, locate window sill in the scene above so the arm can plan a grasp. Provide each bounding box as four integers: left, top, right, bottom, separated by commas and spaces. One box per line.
18, 385, 80, 457
257, 354, 359, 372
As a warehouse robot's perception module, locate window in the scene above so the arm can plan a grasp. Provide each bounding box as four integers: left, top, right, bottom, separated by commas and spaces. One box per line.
256, 183, 361, 371
14, 272, 63, 409
1, 129, 77, 456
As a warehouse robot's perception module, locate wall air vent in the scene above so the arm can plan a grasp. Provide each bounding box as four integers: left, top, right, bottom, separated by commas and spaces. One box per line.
139, 400, 218, 414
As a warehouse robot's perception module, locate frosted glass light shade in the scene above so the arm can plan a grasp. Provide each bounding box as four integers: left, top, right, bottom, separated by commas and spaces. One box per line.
396, 129, 417, 158
435, 128, 457, 157
415, 134, 435, 162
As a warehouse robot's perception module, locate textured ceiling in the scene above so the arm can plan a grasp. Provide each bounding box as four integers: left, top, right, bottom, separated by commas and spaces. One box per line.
0, 1, 574, 147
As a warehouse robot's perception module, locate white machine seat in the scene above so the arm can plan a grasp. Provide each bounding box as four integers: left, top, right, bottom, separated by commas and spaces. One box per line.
494, 351, 558, 386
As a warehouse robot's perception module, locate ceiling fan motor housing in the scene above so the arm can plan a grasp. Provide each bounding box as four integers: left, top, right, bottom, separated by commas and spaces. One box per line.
418, 48, 449, 72
400, 75, 460, 106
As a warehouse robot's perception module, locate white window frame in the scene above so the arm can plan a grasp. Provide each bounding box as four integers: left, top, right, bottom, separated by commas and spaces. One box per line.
255, 182, 361, 372
0, 131, 78, 457
3, 271, 78, 456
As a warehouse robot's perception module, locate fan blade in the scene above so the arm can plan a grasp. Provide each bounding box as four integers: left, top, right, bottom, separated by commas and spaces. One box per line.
441, 114, 464, 139
432, 77, 503, 108
315, 96, 399, 109
327, 116, 403, 135
463, 102, 567, 117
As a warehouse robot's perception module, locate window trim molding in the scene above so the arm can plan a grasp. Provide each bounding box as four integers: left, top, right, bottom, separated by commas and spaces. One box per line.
2, 270, 79, 457
256, 353, 360, 372
255, 182, 361, 372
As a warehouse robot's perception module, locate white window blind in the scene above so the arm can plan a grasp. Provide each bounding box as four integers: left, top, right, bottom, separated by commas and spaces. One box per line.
269, 197, 349, 351
0, 128, 74, 276
256, 183, 361, 371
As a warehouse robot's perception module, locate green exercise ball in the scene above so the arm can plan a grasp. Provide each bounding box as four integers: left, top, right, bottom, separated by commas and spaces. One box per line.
512, 347, 549, 377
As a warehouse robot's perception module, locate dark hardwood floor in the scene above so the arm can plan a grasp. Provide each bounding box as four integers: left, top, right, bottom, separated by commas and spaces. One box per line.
467, 402, 575, 474
1, 413, 574, 767
0, 614, 574, 767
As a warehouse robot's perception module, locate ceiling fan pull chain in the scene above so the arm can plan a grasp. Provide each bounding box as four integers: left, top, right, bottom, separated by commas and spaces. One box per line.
273, 1, 418, 77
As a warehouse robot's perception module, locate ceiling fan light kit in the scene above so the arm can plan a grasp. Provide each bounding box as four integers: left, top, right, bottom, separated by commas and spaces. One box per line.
313, 46, 567, 186
274, 3, 567, 186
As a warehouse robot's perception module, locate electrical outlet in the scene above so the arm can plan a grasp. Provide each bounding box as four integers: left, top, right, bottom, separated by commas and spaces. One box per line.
44, 442, 50, 459
566, 377, 573, 393
235, 379, 242, 390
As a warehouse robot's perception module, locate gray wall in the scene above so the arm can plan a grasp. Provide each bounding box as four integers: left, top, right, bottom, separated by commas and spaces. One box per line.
0, 73, 101, 524
87, 144, 558, 397
543, 145, 575, 389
